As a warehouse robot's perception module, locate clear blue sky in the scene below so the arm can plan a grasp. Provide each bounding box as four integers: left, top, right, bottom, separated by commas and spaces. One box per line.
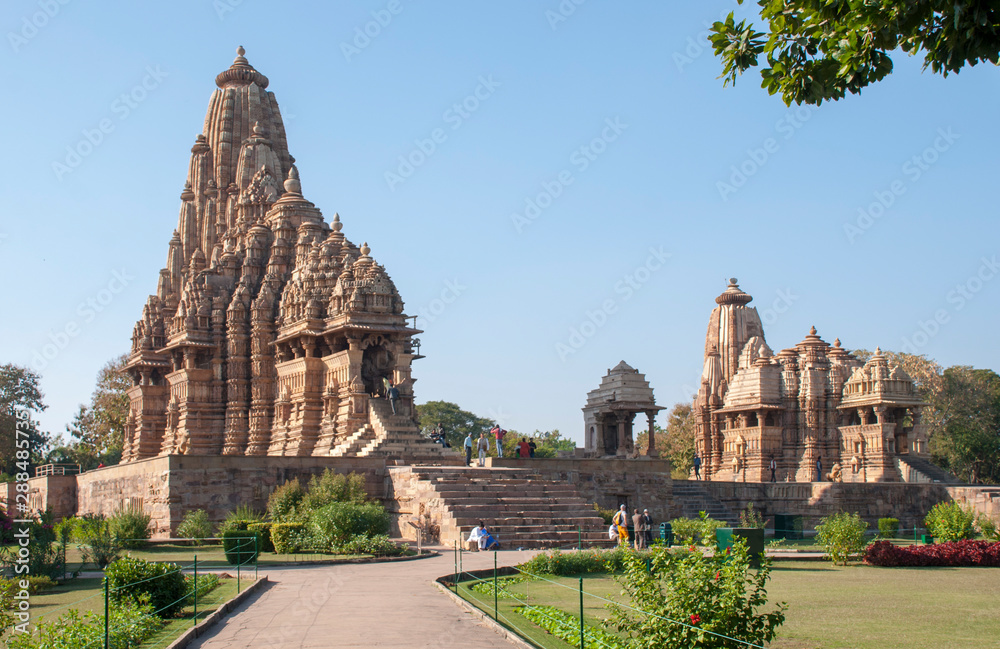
2, 1, 998, 445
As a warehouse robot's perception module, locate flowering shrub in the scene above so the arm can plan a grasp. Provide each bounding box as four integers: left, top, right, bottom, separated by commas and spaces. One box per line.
925, 501, 977, 542
816, 512, 868, 565
607, 541, 786, 648
864, 539, 1000, 567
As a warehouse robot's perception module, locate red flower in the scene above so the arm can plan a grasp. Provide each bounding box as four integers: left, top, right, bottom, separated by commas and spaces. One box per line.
690, 614, 701, 625
715, 571, 720, 580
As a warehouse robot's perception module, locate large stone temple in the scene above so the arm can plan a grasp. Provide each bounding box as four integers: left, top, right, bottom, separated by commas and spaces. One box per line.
122, 47, 445, 463
693, 279, 932, 483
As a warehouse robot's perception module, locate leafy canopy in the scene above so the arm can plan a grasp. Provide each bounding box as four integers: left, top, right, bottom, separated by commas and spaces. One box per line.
711, 1, 1000, 105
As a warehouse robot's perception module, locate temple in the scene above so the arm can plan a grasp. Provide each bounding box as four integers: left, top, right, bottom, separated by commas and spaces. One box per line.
122, 47, 445, 462
692, 279, 931, 482
583, 361, 663, 457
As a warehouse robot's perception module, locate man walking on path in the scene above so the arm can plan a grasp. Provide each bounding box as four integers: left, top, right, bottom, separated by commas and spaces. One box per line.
693, 454, 702, 480
477, 432, 490, 467
464, 433, 473, 466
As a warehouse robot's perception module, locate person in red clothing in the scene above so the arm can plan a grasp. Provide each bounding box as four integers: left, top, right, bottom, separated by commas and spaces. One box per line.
516, 437, 530, 458
492, 425, 506, 458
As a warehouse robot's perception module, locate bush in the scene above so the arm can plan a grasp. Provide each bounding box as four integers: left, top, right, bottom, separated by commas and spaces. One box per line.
308, 502, 389, 551
519, 605, 625, 649
607, 541, 786, 648
816, 512, 868, 565
79, 517, 121, 569
7, 596, 161, 649
670, 511, 726, 546
105, 556, 189, 618
108, 503, 152, 549
301, 470, 368, 511
338, 533, 407, 556
222, 530, 260, 566
592, 503, 617, 526
271, 522, 308, 554
177, 509, 214, 542
977, 515, 999, 541
0, 511, 64, 580
864, 539, 1000, 567
925, 501, 977, 543
517, 547, 658, 576
740, 502, 766, 529
218, 504, 265, 535
267, 478, 305, 521
247, 522, 274, 553
877, 517, 900, 539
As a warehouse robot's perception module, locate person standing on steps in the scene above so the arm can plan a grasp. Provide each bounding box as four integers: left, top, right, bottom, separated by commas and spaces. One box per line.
493, 425, 506, 458
693, 453, 702, 480
612, 505, 629, 546
528, 438, 536, 458
769, 455, 777, 482
464, 432, 473, 466
516, 437, 530, 458
386, 382, 400, 415
477, 432, 490, 467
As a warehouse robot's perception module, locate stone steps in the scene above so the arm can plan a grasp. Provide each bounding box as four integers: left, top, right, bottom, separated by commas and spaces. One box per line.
672, 480, 740, 524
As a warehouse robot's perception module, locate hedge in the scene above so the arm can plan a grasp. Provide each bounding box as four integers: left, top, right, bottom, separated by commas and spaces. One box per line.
864, 539, 1000, 567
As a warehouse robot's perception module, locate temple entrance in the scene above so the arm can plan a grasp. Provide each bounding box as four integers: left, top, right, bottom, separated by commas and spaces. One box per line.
361, 343, 394, 396
602, 418, 619, 456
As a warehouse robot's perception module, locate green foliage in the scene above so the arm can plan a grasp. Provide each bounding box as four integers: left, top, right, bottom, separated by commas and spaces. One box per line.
739, 502, 766, 529
247, 522, 274, 553
517, 547, 653, 576
0, 363, 51, 475
0, 511, 64, 580
267, 478, 305, 521
470, 575, 533, 599
301, 470, 368, 511
416, 400, 495, 449
222, 530, 260, 566
878, 517, 900, 539
218, 504, 265, 535
636, 403, 696, 475
79, 517, 121, 569
816, 512, 869, 565
593, 503, 617, 526
57, 353, 130, 470
670, 511, 727, 546
105, 556, 189, 618
271, 522, 308, 554
977, 515, 999, 541
709, 1, 1000, 106
176, 509, 214, 542
1, 573, 59, 630
308, 502, 389, 551
930, 367, 1000, 484
337, 533, 407, 556
519, 605, 625, 649
607, 541, 786, 648
186, 572, 220, 597
6, 596, 160, 649
925, 501, 977, 543
108, 502, 151, 549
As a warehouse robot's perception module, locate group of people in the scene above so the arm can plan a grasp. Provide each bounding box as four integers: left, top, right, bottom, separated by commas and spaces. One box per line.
610, 504, 655, 549
463, 427, 537, 467
466, 521, 500, 551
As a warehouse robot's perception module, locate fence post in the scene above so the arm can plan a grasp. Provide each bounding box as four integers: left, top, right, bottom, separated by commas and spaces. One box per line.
104, 576, 110, 649
579, 576, 585, 649
237, 537, 241, 594
453, 541, 458, 594
493, 550, 498, 622
193, 554, 198, 626
578, 526, 582, 551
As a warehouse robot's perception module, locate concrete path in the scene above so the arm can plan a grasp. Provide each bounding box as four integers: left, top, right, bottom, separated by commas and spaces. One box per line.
186, 547, 538, 649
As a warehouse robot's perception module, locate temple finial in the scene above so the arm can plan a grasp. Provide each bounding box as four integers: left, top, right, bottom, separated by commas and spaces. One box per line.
361, 242, 371, 256
283, 164, 301, 194
332, 213, 343, 232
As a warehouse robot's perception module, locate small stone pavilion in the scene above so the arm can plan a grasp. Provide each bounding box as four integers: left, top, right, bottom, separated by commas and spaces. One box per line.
693, 278, 931, 482
583, 361, 663, 457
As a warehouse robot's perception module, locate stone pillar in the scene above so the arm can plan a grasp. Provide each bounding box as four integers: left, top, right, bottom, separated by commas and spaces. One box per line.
644, 410, 658, 457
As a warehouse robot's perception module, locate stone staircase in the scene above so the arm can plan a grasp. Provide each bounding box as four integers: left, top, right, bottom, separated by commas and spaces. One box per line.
671, 480, 739, 524
330, 399, 460, 463
390, 466, 609, 549
896, 455, 963, 484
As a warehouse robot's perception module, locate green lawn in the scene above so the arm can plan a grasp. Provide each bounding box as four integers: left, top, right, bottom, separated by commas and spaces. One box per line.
459, 561, 1000, 649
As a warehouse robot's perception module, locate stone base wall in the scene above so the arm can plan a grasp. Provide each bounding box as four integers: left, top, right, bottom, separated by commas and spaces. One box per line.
75, 455, 388, 537
0, 475, 78, 522
487, 457, 675, 524
699, 481, 1000, 529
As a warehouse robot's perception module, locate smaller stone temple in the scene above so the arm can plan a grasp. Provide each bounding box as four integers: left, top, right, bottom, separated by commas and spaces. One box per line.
583, 361, 663, 456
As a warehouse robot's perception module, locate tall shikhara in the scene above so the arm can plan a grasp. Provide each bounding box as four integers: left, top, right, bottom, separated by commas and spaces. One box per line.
123, 48, 444, 462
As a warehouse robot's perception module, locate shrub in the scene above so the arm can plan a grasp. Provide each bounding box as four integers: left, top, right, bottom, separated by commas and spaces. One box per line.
517, 547, 659, 576
247, 522, 274, 553
79, 518, 121, 569
0, 511, 64, 580
108, 503, 152, 549
222, 530, 260, 566
864, 539, 1000, 567
592, 503, 617, 526
740, 502, 766, 529
309, 502, 389, 551
271, 522, 308, 554
186, 572, 220, 597
105, 556, 189, 618
925, 501, 977, 543
977, 515, 999, 541
670, 511, 726, 546
219, 504, 265, 535
301, 470, 368, 511
518, 605, 625, 649
607, 541, 786, 648
877, 517, 900, 539
267, 478, 305, 521
6, 596, 161, 649
176, 509, 214, 542
338, 533, 407, 556
815, 512, 868, 565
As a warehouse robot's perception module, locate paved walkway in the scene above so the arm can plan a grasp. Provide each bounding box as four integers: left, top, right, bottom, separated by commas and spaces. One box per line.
187, 547, 537, 649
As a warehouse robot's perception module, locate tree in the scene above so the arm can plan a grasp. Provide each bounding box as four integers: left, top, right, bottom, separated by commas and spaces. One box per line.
637, 403, 696, 478
415, 401, 494, 449
710, 1, 1000, 105
0, 364, 50, 476
58, 354, 130, 469
931, 367, 1000, 484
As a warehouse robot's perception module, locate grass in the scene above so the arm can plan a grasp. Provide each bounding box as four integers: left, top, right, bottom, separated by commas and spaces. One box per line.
458, 560, 1000, 649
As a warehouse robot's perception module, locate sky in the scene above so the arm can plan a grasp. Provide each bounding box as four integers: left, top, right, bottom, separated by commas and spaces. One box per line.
1, 1, 998, 446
